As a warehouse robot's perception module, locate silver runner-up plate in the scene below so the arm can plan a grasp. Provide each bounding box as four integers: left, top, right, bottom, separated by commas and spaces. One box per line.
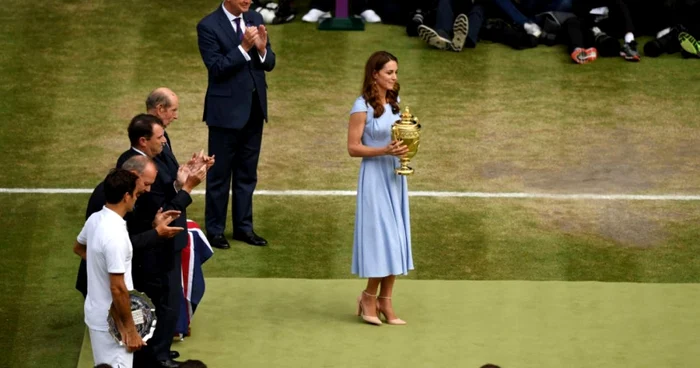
107, 290, 157, 345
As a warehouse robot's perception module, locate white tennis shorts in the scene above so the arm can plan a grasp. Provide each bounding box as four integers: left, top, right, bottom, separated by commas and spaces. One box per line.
88, 328, 133, 368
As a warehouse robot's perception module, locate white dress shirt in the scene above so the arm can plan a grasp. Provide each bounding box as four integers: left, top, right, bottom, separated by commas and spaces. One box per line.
131, 147, 147, 157
221, 3, 267, 62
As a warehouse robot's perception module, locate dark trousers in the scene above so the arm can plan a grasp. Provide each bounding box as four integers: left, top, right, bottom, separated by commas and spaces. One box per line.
311, 0, 371, 13
565, 17, 591, 52
574, 0, 635, 36
205, 96, 264, 236
134, 251, 182, 366
372, 0, 417, 25
678, 0, 700, 35
480, 18, 538, 49
433, 0, 485, 46
564, 17, 621, 55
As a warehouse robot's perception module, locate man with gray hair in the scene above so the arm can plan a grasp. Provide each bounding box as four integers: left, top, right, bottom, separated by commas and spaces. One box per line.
146, 87, 179, 130
75, 155, 183, 297
144, 88, 214, 179
130, 92, 210, 367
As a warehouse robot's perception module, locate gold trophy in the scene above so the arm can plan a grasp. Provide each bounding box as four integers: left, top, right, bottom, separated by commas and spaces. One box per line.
391, 107, 422, 175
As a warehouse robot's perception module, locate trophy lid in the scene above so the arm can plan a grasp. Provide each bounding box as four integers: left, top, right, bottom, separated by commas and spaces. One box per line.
400, 106, 418, 124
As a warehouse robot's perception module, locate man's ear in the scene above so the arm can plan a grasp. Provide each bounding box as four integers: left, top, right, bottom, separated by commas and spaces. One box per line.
138, 136, 147, 147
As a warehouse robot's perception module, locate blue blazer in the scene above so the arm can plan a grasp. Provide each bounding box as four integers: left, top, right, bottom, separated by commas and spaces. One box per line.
197, 7, 276, 129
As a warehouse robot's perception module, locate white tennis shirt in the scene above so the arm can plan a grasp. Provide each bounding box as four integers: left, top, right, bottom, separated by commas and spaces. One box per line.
78, 206, 133, 331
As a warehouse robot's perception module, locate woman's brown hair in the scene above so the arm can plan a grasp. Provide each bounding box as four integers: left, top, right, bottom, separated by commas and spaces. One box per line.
362, 51, 400, 118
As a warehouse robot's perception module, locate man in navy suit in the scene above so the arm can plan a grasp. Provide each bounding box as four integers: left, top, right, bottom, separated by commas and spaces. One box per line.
197, 0, 276, 249
117, 112, 206, 368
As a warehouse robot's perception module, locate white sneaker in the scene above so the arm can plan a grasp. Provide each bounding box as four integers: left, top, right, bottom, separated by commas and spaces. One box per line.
302, 8, 331, 23
523, 22, 542, 38
360, 9, 381, 23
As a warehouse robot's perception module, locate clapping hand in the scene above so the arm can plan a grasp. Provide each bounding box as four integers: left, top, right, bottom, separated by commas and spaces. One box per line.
203, 152, 215, 169
175, 164, 190, 191
255, 25, 268, 54
176, 151, 213, 192
241, 26, 259, 51
186, 150, 215, 173
153, 208, 184, 238
185, 152, 200, 174
182, 163, 207, 192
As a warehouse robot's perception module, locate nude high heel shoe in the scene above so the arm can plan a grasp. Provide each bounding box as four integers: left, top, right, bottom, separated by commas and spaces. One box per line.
356, 291, 382, 326
377, 296, 407, 325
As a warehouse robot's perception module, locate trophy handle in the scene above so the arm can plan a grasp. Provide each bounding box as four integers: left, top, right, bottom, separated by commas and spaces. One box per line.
416, 124, 421, 147
391, 124, 399, 141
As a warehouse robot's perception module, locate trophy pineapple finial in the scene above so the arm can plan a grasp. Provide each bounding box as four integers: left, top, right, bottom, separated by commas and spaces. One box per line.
400, 106, 415, 124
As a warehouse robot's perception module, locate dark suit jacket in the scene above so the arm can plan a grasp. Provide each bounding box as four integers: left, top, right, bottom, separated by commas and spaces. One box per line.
75, 180, 161, 297
197, 7, 276, 129
116, 147, 191, 282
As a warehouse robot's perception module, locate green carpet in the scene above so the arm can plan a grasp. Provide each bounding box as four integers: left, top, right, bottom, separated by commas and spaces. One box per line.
77, 278, 700, 368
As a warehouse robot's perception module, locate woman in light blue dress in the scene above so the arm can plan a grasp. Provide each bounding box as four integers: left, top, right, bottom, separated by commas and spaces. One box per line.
347, 51, 413, 326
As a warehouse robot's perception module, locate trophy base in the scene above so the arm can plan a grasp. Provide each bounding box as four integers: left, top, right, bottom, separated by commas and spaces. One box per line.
318, 17, 365, 31
395, 166, 414, 176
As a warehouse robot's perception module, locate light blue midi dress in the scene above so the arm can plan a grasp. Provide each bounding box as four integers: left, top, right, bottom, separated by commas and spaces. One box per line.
350, 96, 414, 278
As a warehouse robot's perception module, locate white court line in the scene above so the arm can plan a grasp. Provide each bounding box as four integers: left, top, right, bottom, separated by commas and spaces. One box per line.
2, 188, 700, 201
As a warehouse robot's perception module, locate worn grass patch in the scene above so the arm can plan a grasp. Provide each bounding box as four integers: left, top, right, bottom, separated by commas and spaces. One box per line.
1, 2, 699, 193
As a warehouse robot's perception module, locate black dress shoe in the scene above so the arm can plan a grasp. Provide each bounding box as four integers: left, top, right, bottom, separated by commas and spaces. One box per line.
169, 351, 180, 359
157, 358, 182, 368
233, 231, 268, 246
208, 234, 230, 249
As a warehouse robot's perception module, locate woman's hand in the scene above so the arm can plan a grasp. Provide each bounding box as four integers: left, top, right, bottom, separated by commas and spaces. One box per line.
385, 140, 409, 157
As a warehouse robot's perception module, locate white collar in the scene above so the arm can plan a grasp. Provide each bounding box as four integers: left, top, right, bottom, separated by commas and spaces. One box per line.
221, 3, 244, 22
131, 147, 147, 157
102, 206, 126, 223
